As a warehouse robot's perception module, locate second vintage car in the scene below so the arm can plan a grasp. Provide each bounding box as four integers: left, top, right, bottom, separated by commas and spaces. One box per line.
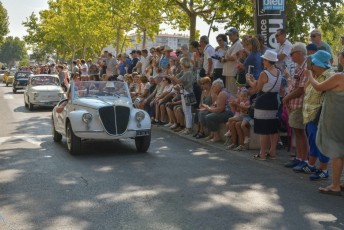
51, 81, 151, 155
24, 74, 66, 110
12, 71, 33, 93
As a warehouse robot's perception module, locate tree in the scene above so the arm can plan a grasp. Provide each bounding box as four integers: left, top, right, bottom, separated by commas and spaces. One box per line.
0, 1, 9, 43
0, 36, 27, 66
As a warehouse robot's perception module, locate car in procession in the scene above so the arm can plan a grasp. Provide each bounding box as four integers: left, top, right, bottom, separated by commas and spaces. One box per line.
24, 74, 66, 110
12, 71, 33, 93
51, 81, 151, 155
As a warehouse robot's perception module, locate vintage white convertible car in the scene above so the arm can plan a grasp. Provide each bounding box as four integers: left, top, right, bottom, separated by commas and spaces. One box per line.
51, 81, 151, 155
24, 74, 66, 110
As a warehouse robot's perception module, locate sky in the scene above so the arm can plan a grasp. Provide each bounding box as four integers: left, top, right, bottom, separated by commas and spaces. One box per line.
1, 0, 223, 45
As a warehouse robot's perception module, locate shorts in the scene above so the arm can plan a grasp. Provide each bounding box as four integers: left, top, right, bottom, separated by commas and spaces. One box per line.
242, 115, 254, 126
306, 122, 330, 163
288, 108, 304, 129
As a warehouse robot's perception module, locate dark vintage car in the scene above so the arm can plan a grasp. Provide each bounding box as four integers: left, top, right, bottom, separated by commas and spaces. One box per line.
12, 71, 33, 93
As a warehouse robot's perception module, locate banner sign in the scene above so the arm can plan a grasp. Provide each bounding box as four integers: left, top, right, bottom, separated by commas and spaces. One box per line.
256, 0, 286, 49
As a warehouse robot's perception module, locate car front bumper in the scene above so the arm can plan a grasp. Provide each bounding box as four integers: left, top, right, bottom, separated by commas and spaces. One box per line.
74, 129, 151, 139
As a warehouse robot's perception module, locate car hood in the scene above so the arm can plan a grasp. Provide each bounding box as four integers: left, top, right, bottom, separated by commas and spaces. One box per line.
31, 85, 62, 91
73, 97, 132, 109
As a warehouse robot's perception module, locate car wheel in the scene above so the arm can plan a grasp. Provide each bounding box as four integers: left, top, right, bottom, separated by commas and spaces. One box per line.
28, 97, 34, 111
51, 118, 62, 142
24, 97, 28, 108
135, 134, 151, 153
66, 122, 81, 155
13, 88, 16, 94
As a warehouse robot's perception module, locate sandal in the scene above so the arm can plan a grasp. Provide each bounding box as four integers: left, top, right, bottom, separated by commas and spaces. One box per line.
254, 154, 266, 161
267, 153, 277, 160
196, 133, 206, 139
193, 132, 201, 137
318, 186, 342, 196
226, 144, 236, 150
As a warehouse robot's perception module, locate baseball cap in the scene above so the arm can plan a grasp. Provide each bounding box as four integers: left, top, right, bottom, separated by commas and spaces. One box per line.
306, 43, 318, 52
225, 28, 238, 35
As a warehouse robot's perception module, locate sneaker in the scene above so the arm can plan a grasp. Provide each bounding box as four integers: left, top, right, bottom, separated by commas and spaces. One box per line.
293, 161, 316, 173
170, 124, 178, 129
233, 145, 246, 151
284, 158, 301, 168
226, 144, 237, 150
164, 122, 173, 127
309, 170, 329, 181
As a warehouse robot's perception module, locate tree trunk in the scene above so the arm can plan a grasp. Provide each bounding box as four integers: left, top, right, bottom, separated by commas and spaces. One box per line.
116, 28, 121, 55
189, 13, 197, 42
142, 29, 147, 49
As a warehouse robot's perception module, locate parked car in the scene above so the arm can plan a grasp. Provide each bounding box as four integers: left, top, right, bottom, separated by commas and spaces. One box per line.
12, 71, 33, 92
51, 81, 151, 155
24, 74, 65, 110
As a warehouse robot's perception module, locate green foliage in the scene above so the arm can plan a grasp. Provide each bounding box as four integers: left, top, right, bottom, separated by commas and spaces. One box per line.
0, 37, 27, 66
0, 2, 9, 43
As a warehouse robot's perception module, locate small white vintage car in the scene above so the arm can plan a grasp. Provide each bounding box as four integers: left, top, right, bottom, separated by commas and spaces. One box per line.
24, 74, 66, 110
51, 81, 151, 155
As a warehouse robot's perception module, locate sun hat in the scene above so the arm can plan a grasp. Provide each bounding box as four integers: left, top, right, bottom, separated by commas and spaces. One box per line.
261, 50, 278, 62
117, 75, 124, 81
310, 50, 332, 69
225, 28, 238, 35
163, 45, 173, 52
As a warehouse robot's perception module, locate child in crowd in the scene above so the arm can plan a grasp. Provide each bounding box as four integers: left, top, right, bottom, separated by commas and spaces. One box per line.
224, 87, 250, 138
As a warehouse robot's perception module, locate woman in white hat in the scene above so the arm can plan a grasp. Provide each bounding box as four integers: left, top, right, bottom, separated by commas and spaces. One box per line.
246, 50, 282, 160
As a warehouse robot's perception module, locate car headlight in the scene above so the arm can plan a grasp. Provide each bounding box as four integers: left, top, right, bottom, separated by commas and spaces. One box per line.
82, 113, 93, 124
135, 111, 145, 122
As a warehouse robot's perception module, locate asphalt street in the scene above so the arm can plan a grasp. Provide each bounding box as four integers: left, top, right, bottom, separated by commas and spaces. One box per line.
0, 83, 343, 230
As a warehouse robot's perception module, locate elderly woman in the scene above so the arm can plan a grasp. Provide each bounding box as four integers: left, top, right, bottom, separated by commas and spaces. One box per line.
194, 77, 215, 138
246, 50, 282, 160
307, 51, 344, 195
203, 79, 234, 142
169, 57, 195, 135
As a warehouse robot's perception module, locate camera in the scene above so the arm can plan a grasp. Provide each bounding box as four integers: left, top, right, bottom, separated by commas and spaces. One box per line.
211, 55, 223, 61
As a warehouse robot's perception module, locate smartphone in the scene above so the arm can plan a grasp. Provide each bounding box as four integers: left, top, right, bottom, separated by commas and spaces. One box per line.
248, 65, 254, 75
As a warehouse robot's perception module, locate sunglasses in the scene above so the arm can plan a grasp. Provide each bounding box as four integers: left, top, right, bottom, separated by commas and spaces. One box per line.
310, 35, 317, 38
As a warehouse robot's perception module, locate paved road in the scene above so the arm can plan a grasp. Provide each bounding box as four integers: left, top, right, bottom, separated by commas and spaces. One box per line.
0, 83, 343, 230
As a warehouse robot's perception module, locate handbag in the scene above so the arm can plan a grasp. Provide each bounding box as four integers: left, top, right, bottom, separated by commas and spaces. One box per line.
184, 92, 197, 106
248, 70, 280, 117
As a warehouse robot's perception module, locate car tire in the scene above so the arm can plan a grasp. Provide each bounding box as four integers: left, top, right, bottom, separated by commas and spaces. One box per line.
52, 117, 62, 142
135, 134, 151, 153
24, 97, 28, 108
13, 88, 16, 94
28, 98, 34, 111
66, 122, 81, 155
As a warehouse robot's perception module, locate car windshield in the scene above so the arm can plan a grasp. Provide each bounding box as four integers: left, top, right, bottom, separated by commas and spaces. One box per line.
31, 76, 60, 86
15, 72, 31, 79
71, 81, 130, 99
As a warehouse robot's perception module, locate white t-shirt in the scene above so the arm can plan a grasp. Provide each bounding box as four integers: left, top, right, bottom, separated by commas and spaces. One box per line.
275, 39, 293, 72
214, 47, 227, 69
162, 84, 173, 93
223, 39, 243, 77
139, 56, 150, 75
203, 44, 215, 75
80, 63, 88, 76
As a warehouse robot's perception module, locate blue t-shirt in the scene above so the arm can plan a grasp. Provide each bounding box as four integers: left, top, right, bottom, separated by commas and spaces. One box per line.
119, 59, 132, 75
244, 51, 262, 79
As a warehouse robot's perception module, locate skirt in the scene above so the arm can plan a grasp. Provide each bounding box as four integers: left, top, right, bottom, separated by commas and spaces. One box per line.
254, 92, 279, 135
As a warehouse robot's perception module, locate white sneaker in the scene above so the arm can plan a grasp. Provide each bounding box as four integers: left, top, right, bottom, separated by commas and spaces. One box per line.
170, 124, 178, 129
164, 122, 173, 127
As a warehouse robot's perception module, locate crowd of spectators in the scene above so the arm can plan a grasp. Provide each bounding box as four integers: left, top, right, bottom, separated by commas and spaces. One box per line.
19, 29, 344, 196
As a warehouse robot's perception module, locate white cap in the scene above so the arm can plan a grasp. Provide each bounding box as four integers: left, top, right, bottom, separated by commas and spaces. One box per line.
261, 50, 278, 62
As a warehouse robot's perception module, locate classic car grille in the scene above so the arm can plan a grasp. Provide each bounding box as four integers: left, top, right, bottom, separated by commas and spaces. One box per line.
98, 106, 130, 135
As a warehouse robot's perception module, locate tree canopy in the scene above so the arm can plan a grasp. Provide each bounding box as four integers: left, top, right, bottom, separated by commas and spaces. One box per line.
0, 36, 27, 66
21, 0, 344, 61
0, 1, 9, 43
